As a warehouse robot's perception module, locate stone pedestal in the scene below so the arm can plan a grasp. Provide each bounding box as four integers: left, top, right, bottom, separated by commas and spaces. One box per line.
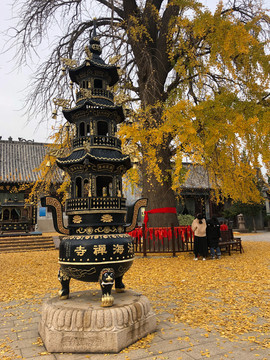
39, 290, 156, 353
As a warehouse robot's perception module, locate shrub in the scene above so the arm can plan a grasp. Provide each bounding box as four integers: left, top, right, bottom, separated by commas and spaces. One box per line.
178, 214, 195, 226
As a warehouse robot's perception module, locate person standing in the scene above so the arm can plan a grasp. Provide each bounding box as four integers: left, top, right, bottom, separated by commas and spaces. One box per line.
206, 217, 222, 259
191, 213, 207, 260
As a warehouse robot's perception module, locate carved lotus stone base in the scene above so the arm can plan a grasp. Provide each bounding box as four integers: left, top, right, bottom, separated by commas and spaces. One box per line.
39, 289, 156, 353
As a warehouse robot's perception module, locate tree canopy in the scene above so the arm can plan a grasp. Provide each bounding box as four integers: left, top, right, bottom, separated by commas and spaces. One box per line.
8, 0, 270, 226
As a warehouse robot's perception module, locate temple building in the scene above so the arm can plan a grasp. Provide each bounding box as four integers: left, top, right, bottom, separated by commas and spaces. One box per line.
179, 163, 222, 219
0, 138, 266, 232
0, 138, 61, 233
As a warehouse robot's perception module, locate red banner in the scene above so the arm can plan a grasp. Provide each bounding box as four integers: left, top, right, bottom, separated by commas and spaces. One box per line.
128, 225, 193, 244
144, 207, 177, 228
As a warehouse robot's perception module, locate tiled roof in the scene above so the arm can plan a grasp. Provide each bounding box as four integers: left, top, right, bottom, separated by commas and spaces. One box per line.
0, 140, 47, 183
182, 163, 211, 189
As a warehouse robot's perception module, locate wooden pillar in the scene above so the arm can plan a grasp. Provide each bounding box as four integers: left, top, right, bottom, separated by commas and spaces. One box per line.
171, 224, 176, 257
142, 223, 147, 257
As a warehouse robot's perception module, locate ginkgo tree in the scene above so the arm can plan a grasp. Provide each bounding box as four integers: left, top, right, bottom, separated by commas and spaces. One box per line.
9, 0, 270, 226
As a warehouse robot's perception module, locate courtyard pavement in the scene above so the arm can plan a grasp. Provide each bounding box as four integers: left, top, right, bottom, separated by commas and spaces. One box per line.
236, 231, 270, 242
0, 232, 269, 360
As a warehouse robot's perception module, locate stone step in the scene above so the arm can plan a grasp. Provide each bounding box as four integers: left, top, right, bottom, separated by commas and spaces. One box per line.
0, 236, 53, 244
0, 236, 55, 253
0, 242, 54, 249
1, 245, 56, 253
0, 241, 54, 248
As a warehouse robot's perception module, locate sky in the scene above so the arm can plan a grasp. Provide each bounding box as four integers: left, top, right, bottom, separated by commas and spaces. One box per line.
0, 0, 220, 143
0, 1, 53, 143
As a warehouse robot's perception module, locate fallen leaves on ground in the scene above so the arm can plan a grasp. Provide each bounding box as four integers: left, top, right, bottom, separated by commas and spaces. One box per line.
0, 241, 269, 349
0, 338, 21, 360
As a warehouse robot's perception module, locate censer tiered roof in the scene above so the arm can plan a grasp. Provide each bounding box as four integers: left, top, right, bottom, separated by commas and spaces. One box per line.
56, 25, 131, 171
62, 25, 125, 124
56, 147, 131, 168
68, 26, 119, 87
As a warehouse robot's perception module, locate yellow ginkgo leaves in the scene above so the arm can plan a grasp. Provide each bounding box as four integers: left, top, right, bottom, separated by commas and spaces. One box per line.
0, 241, 270, 349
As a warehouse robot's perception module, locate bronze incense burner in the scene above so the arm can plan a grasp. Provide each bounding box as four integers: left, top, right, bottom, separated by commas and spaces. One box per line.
42, 25, 146, 307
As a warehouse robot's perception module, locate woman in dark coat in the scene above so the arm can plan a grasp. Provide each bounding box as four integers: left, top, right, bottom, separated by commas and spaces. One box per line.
206, 217, 221, 259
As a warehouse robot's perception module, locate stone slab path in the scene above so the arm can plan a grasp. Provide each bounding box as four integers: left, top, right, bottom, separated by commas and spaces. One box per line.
0, 232, 269, 360
1, 295, 269, 360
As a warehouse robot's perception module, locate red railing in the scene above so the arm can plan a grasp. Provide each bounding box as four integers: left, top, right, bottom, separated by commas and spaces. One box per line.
128, 224, 194, 256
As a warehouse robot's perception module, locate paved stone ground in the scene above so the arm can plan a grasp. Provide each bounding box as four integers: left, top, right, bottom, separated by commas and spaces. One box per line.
0, 232, 269, 360
238, 231, 270, 242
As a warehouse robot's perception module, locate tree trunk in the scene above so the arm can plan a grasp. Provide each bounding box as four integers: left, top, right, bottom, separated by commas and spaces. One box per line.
125, 6, 180, 228
141, 147, 179, 228
142, 177, 179, 227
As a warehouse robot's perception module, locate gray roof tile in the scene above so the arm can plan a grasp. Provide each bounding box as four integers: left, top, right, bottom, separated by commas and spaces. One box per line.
182, 163, 211, 189
0, 140, 46, 183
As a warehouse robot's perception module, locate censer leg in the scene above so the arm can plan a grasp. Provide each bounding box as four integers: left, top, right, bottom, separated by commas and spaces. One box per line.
115, 275, 125, 293
99, 268, 115, 307
58, 269, 70, 300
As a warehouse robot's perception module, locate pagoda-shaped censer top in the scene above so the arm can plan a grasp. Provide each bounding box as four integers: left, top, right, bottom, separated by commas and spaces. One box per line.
41, 24, 146, 307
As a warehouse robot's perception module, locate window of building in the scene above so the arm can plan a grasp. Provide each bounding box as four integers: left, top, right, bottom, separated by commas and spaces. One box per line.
83, 179, 89, 198
75, 177, 82, 198
22, 209, 29, 219
11, 209, 20, 221
94, 79, 103, 89
79, 122, 85, 136
3, 209, 9, 221
97, 121, 108, 136
96, 176, 113, 197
